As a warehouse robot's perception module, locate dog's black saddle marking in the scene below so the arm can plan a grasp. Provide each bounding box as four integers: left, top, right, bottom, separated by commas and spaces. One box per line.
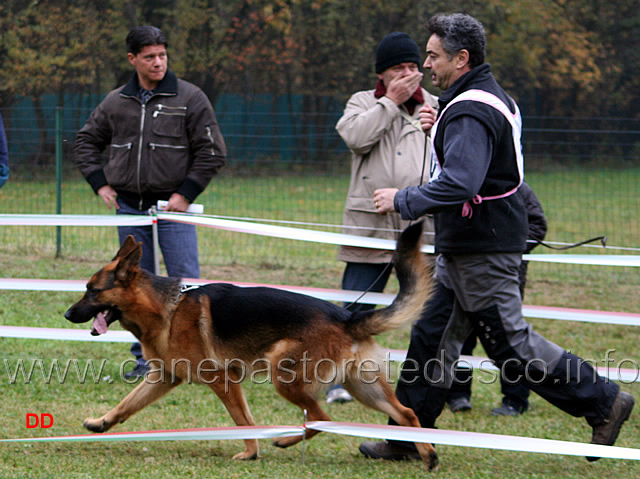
186, 283, 351, 341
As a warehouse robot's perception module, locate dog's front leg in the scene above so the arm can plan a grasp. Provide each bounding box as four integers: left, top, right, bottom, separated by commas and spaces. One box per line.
84, 378, 179, 433
208, 378, 259, 460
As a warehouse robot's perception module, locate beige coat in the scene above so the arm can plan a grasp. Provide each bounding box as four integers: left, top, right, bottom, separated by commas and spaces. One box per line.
336, 89, 438, 263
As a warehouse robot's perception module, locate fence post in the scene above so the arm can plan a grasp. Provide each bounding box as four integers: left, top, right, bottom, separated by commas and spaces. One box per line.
150, 207, 160, 275
55, 107, 62, 258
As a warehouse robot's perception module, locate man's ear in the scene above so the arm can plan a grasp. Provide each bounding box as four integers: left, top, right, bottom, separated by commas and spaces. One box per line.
456, 49, 470, 69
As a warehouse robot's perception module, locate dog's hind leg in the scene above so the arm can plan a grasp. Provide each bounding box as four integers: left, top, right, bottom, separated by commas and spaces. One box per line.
208, 379, 260, 460
270, 381, 331, 449
84, 377, 178, 433
345, 379, 439, 471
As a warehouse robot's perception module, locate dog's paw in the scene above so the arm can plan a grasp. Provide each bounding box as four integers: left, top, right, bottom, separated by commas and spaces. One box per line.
83, 418, 109, 433
427, 450, 439, 472
232, 450, 258, 460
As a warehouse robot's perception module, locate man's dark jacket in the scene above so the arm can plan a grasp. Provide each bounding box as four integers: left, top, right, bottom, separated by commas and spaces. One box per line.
75, 70, 226, 210
394, 64, 528, 254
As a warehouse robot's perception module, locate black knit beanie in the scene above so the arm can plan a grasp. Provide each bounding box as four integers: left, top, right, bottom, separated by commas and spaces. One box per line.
375, 32, 421, 73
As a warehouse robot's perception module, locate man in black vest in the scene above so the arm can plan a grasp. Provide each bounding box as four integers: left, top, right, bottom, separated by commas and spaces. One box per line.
360, 12, 633, 464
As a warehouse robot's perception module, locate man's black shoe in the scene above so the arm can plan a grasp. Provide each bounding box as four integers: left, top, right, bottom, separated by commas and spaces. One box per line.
359, 440, 421, 461
124, 362, 150, 380
448, 396, 472, 413
490, 402, 525, 417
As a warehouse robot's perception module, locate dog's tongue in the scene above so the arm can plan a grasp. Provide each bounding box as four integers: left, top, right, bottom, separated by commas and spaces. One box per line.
91, 312, 109, 336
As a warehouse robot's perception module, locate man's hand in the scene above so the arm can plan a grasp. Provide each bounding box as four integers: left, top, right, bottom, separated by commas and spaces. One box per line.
419, 103, 437, 133
385, 71, 423, 105
164, 193, 190, 212
373, 188, 399, 214
97, 185, 119, 210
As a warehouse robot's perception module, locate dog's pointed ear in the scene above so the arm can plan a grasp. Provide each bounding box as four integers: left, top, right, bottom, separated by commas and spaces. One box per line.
114, 235, 142, 261
113, 235, 143, 282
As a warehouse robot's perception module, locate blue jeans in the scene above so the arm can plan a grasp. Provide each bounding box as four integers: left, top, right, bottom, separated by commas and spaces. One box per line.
116, 200, 200, 278
117, 200, 200, 364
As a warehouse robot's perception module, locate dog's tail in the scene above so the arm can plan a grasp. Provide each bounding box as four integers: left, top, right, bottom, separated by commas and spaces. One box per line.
345, 221, 433, 340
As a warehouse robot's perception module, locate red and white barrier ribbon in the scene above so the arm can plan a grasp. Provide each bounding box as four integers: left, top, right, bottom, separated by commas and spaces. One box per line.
2, 421, 639, 461
0, 425, 303, 443
2, 213, 640, 266
522, 305, 640, 327
384, 351, 639, 383
0, 214, 152, 227
305, 421, 640, 461
2, 278, 640, 327
161, 212, 437, 253
0, 325, 134, 343
0, 327, 637, 382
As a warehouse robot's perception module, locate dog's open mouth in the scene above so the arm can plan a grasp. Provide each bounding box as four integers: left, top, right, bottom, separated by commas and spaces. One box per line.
90, 310, 119, 336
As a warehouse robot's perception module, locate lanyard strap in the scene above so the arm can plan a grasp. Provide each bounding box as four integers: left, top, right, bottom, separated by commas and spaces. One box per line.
398, 108, 422, 131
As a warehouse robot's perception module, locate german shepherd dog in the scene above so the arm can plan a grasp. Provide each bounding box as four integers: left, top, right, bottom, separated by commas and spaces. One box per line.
64, 222, 437, 470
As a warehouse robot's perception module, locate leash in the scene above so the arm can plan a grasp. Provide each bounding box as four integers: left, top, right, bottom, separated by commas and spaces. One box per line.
533, 235, 607, 251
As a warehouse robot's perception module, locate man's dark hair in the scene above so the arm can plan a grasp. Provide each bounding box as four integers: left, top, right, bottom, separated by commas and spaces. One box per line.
427, 13, 486, 68
126, 25, 168, 55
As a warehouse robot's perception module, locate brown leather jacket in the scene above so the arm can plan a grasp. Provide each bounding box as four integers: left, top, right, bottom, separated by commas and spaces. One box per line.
74, 71, 226, 210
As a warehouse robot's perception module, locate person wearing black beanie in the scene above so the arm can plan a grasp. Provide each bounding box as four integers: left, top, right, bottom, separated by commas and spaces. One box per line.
375, 31, 422, 73
329, 33, 438, 405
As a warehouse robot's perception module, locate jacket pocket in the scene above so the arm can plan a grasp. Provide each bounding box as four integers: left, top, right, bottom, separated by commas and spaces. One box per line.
104, 142, 136, 187
346, 195, 377, 213
343, 196, 384, 236
147, 143, 189, 191
151, 104, 187, 138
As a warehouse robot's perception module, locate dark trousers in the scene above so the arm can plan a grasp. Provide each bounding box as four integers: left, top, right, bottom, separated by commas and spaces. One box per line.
450, 334, 531, 411
341, 262, 393, 312
450, 260, 531, 409
333, 262, 392, 394
390, 281, 455, 428
392, 253, 618, 430
396, 279, 530, 412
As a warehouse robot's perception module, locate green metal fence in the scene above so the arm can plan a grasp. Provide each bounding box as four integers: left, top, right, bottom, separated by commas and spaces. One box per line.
1, 102, 639, 293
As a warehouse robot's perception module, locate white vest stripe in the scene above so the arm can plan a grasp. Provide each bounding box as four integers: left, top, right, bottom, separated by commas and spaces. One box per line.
429, 89, 524, 218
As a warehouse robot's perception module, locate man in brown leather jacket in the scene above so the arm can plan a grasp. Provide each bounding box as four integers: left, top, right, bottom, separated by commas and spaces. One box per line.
74, 25, 226, 378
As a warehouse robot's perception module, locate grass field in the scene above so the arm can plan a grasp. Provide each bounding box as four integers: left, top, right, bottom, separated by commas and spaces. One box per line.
0, 171, 639, 478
